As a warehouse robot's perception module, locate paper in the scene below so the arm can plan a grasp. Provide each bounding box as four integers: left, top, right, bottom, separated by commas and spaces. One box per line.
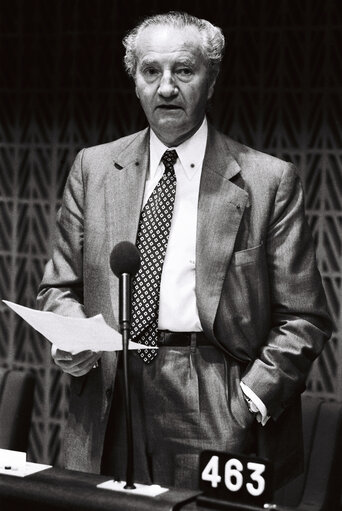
97, 480, 169, 497
3, 301, 156, 354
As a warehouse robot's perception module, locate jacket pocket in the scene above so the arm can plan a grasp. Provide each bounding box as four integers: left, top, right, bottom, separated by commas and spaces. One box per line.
214, 241, 270, 360
233, 242, 263, 266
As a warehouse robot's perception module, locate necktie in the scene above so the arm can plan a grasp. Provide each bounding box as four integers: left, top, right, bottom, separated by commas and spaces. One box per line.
130, 150, 178, 363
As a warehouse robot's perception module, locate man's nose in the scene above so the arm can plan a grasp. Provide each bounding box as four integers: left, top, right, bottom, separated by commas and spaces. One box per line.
158, 72, 178, 97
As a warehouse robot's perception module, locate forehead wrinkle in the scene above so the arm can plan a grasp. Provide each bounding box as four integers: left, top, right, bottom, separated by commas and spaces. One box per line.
139, 53, 199, 67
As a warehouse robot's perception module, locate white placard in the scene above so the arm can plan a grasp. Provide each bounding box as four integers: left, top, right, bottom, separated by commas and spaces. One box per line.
0, 449, 26, 471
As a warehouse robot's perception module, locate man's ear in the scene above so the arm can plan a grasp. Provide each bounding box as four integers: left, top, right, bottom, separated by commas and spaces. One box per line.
207, 66, 219, 101
135, 84, 140, 99
207, 80, 216, 101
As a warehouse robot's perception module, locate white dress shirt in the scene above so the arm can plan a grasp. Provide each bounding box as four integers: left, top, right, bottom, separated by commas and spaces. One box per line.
146, 118, 207, 332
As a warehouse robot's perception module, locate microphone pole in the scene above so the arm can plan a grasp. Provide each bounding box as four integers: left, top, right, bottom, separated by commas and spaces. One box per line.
120, 273, 135, 489
110, 242, 141, 490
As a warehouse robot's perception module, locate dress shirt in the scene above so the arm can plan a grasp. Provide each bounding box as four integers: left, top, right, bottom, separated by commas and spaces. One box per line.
146, 118, 207, 332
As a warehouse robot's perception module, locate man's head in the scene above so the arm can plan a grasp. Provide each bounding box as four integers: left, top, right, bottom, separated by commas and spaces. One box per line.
123, 12, 225, 147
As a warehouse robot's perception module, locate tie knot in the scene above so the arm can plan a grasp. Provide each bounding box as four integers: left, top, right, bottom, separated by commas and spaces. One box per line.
161, 150, 178, 171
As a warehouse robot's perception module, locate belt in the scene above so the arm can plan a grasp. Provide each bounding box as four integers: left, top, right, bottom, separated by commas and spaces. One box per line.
157, 331, 211, 347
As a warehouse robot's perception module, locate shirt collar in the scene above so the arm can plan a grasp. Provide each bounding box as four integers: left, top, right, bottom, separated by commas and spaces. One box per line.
149, 117, 208, 180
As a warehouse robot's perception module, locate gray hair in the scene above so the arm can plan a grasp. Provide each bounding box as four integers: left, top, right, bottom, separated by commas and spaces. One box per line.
123, 11, 225, 78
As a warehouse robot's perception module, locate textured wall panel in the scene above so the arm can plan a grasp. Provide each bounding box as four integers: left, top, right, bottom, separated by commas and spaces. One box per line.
0, 0, 341, 466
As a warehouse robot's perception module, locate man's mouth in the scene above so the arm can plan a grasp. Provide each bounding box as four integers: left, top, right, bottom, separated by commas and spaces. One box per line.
156, 105, 182, 110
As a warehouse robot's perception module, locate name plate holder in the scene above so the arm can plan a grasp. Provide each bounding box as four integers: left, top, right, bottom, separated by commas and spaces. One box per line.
0, 449, 26, 472
197, 450, 275, 510
0, 449, 52, 478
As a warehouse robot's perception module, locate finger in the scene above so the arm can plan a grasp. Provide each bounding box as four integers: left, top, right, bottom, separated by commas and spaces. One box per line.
69, 365, 95, 377
55, 350, 93, 365
56, 353, 96, 372
75, 352, 99, 370
54, 349, 73, 361
65, 353, 100, 376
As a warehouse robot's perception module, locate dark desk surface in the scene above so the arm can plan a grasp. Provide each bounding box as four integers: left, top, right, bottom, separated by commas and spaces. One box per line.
0, 467, 282, 511
0, 466, 200, 511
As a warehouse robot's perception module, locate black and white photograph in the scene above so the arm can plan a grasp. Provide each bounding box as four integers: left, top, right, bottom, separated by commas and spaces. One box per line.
0, 1, 341, 509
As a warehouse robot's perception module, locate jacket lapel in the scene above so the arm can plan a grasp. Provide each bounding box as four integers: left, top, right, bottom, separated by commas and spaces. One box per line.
105, 128, 149, 325
196, 126, 249, 340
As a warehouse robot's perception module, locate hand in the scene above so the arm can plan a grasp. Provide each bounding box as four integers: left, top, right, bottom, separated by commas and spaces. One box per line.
52, 347, 101, 377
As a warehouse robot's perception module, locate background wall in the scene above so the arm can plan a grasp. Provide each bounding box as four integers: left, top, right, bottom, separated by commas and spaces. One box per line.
0, 0, 341, 466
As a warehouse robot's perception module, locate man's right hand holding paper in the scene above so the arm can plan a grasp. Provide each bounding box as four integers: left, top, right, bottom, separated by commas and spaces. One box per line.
52, 346, 101, 377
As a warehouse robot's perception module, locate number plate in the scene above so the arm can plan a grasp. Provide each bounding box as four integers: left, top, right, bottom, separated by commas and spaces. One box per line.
199, 450, 273, 506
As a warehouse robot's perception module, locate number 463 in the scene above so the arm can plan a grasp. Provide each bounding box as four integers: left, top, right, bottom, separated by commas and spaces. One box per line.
201, 455, 266, 497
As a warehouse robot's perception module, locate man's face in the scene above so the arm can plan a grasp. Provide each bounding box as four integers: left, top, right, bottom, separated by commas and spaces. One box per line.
134, 24, 216, 147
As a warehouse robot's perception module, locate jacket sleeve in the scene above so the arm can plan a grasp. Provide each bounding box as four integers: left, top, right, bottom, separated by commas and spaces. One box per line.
37, 149, 87, 319
241, 164, 332, 420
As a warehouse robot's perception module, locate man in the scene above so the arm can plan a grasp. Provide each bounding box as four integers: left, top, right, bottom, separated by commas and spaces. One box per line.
37, 12, 332, 490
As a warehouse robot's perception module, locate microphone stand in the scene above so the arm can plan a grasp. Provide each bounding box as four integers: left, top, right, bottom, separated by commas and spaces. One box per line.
119, 273, 136, 490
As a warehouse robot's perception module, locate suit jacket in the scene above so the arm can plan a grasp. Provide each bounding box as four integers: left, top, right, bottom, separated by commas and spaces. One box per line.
37, 124, 332, 488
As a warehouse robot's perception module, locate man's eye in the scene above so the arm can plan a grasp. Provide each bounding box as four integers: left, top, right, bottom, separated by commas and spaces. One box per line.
177, 68, 193, 76
144, 67, 158, 76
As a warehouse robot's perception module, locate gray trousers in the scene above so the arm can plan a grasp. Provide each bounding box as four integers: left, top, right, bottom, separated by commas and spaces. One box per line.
101, 343, 256, 489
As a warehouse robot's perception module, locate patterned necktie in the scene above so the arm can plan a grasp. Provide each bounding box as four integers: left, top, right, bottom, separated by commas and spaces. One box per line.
130, 149, 178, 363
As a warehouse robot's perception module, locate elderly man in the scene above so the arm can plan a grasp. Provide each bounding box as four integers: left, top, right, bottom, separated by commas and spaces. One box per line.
37, 12, 331, 490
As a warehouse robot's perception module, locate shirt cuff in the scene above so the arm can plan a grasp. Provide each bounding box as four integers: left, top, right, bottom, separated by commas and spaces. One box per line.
240, 381, 270, 426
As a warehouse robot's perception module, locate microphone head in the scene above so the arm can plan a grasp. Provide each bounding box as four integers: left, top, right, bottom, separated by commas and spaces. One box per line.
110, 241, 141, 277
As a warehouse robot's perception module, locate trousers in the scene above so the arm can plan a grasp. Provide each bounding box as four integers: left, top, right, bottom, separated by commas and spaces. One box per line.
101, 343, 256, 489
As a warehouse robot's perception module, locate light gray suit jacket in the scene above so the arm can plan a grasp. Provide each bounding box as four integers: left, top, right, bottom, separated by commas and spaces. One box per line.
37, 125, 332, 488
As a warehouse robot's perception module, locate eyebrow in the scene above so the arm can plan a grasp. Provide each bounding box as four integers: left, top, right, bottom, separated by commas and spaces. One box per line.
139, 58, 158, 66
175, 58, 194, 66
139, 57, 195, 67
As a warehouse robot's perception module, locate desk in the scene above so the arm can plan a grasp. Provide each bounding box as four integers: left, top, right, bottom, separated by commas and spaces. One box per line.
0, 467, 200, 511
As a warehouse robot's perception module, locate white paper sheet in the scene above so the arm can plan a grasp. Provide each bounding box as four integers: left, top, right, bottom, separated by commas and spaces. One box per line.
3, 300, 156, 354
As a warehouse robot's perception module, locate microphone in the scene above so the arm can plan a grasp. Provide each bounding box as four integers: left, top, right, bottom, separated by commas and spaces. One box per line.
109, 241, 140, 490
110, 241, 140, 332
